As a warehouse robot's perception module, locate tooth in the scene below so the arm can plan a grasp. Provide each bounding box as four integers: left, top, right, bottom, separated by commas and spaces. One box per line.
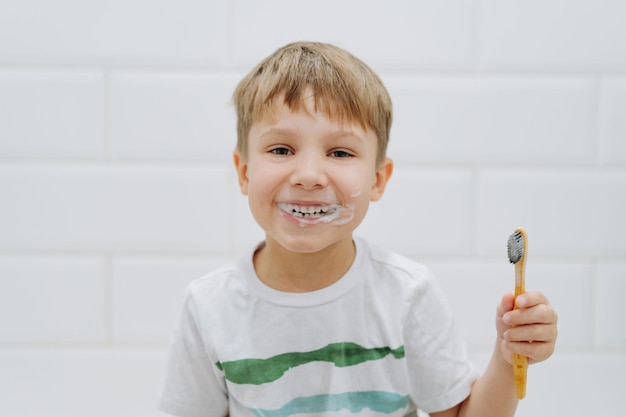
278, 203, 339, 218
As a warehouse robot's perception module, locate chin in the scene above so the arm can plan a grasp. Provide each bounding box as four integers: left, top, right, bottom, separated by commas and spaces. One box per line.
277, 239, 328, 254
273, 233, 352, 255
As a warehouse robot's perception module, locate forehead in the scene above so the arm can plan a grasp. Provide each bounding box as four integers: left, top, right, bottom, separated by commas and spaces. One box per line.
257, 92, 367, 131
252, 98, 372, 141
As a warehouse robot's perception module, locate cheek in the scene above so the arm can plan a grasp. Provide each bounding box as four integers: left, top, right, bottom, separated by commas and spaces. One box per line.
338, 174, 376, 218
244, 168, 273, 210
340, 170, 377, 202
246, 163, 274, 192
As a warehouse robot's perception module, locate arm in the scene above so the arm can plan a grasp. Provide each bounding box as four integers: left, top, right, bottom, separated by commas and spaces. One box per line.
431, 291, 558, 417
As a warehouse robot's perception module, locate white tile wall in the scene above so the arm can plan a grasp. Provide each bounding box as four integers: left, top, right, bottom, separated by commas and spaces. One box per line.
479, 0, 626, 70
595, 262, 626, 348
0, 348, 170, 417
110, 72, 241, 160
0, 257, 106, 343
476, 170, 626, 257
1, 1, 624, 416
0, 69, 105, 158
384, 76, 596, 164
599, 78, 626, 164
0, 164, 232, 252
231, 0, 475, 70
357, 168, 473, 256
0, 1, 229, 66
471, 351, 626, 417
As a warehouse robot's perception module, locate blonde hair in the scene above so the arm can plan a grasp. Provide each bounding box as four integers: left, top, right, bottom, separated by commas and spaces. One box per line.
233, 41, 392, 165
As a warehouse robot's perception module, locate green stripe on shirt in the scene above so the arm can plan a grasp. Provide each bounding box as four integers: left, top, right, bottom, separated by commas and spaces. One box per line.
216, 342, 404, 385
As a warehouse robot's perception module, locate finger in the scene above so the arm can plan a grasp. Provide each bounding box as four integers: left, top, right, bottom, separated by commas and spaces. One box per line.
496, 293, 516, 334
505, 303, 558, 327
503, 340, 556, 363
503, 323, 558, 344
497, 293, 516, 318
515, 290, 551, 309
501, 293, 516, 310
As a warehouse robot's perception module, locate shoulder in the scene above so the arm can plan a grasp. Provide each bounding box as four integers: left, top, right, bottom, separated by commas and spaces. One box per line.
358, 237, 435, 286
356, 238, 451, 309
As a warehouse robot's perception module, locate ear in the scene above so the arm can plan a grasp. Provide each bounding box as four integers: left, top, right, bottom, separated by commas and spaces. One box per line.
233, 150, 249, 195
370, 157, 393, 202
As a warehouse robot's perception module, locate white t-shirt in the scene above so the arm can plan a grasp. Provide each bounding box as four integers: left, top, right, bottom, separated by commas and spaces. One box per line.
158, 237, 478, 417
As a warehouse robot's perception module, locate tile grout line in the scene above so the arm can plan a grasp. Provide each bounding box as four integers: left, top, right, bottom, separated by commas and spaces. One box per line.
103, 67, 112, 159
589, 259, 599, 348
469, 167, 480, 256
592, 75, 603, 165
104, 254, 113, 344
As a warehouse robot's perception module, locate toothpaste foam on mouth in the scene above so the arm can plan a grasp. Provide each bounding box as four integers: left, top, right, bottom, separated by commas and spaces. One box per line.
277, 203, 354, 226
278, 203, 338, 218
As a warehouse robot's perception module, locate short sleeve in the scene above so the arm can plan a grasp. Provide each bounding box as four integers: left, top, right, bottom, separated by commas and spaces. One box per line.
404, 269, 479, 413
157, 289, 229, 417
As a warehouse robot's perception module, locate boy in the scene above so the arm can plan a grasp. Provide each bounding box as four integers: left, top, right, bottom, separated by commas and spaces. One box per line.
158, 41, 558, 417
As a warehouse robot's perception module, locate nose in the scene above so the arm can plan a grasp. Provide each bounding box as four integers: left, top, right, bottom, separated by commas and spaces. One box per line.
290, 152, 328, 190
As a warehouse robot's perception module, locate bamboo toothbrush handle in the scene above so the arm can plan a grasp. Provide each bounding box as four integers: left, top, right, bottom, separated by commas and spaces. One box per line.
513, 261, 527, 400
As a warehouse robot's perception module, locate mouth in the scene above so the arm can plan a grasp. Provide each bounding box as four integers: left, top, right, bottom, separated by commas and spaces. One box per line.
277, 203, 340, 219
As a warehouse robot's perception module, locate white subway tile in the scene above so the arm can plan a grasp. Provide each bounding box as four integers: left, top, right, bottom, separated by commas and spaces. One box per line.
0, 257, 106, 343
0, 1, 228, 65
428, 261, 592, 349
232, 0, 474, 69
384, 76, 595, 164
110, 72, 241, 160
112, 257, 234, 343
0, 348, 169, 417
427, 261, 511, 349
356, 168, 472, 256
0, 69, 104, 158
515, 353, 625, 417
476, 170, 626, 257
480, 0, 626, 70
471, 351, 626, 417
0, 164, 232, 252
599, 78, 626, 164
595, 262, 626, 348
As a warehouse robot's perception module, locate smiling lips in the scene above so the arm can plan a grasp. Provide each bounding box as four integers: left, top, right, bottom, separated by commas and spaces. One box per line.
276, 202, 356, 227
277, 203, 340, 219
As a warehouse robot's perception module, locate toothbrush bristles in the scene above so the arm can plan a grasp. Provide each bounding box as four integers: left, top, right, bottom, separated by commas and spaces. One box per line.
507, 231, 524, 264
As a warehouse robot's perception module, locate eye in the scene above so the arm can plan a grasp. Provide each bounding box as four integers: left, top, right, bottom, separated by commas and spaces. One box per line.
329, 150, 353, 158
269, 147, 292, 156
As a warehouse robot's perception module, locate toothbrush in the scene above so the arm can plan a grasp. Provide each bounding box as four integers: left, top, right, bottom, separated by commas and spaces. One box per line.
507, 228, 528, 400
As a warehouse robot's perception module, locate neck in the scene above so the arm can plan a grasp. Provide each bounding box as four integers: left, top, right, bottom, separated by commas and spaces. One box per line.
253, 238, 356, 293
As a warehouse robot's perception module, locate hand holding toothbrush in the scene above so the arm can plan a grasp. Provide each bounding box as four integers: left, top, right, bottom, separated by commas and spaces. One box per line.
497, 291, 558, 391
497, 229, 558, 399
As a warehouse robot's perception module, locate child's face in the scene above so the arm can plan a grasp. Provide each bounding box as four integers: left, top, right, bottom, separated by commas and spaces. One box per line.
234, 94, 393, 255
